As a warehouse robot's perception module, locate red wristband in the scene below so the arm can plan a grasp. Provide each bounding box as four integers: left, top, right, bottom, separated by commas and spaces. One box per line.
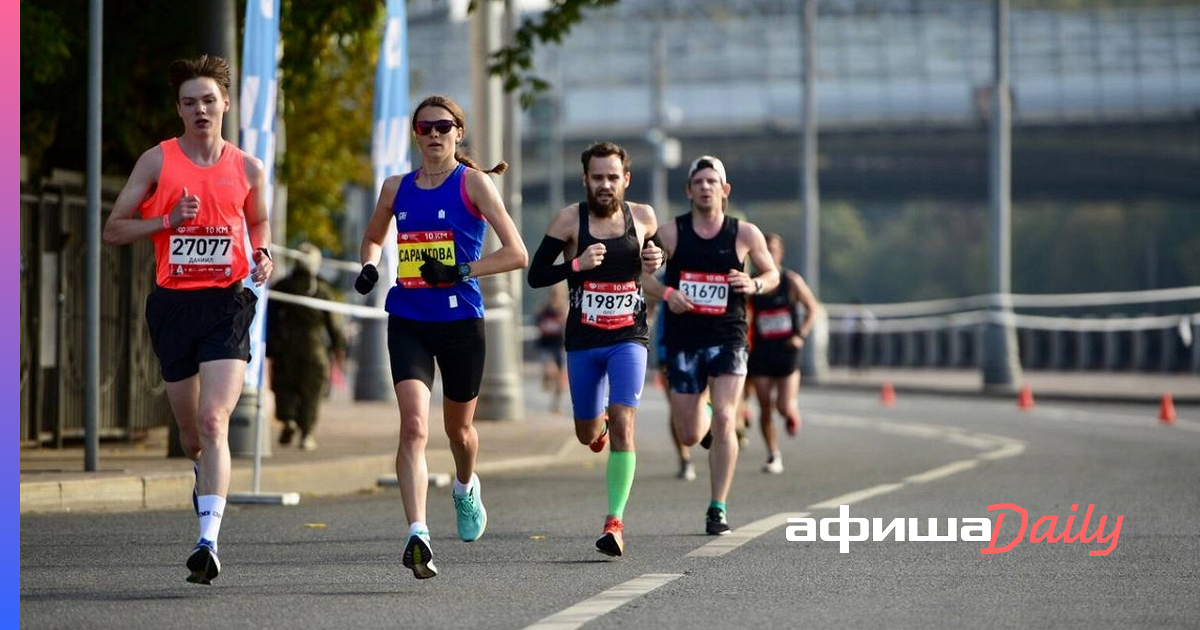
571, 258, 581, 273
663, 287, 676, 302
162, 214, 171, 230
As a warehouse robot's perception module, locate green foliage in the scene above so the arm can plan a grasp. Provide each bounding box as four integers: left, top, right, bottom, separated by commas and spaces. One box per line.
485, 0, 620, 108
812, 198, 1200, 304
275, 0, 380, 253
21, 2, 193, 176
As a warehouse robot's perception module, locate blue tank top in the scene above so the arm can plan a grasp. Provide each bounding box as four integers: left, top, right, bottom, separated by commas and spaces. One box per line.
384, 164, 487, 321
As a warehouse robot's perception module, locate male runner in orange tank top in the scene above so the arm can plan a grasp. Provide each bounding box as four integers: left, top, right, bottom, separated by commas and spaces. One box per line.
103, 55, 273, 586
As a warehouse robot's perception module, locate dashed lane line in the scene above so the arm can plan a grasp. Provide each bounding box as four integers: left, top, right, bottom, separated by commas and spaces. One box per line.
686, 512, 811, 558
522, 573, 683, 630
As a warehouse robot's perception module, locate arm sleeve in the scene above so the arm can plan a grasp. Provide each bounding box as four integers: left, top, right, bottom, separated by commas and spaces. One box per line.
527, 235, 572, 288
644, 231, 664, 249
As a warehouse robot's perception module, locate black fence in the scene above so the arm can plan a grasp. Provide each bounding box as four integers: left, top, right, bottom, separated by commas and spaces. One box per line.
21, 176, 170, 446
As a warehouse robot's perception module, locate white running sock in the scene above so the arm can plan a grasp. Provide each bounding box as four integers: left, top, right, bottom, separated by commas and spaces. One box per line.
409, 521, 428, 536
197, 495, 226, 543
453, 476, 474, 496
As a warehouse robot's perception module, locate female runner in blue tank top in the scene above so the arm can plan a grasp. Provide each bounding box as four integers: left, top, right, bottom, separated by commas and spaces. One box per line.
354, 95, 528, 580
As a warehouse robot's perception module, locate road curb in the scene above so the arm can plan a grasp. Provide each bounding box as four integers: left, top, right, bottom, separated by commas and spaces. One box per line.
813, 382, 1200, 406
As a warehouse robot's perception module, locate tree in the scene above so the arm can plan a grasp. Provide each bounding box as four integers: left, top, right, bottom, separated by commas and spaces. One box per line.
275, 0, 379, 252
486, 0, 620, 108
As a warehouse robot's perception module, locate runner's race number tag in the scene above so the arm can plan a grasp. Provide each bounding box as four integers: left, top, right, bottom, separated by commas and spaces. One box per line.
581, 280, 639, 329
168, 226, 233, 278
756, 307, 793, 339
396, 231, 456, 288
679, 271, 728, 315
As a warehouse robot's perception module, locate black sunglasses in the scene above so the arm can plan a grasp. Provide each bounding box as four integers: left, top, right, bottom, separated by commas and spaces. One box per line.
414, 119, 457, 136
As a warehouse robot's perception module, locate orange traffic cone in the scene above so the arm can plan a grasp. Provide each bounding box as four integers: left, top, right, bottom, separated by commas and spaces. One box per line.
1159, 393, 1177, 425
880, 382, 896, 408
1017, 385, 1035, 411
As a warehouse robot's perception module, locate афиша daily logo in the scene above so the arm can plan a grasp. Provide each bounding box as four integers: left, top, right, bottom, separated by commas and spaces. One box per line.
785, 503, 1123, 556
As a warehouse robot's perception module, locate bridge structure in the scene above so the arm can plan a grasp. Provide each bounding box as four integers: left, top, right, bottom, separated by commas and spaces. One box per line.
406, 0, 1200, 374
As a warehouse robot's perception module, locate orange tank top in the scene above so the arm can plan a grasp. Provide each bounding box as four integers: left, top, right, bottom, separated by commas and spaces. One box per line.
140, 138, 252, 289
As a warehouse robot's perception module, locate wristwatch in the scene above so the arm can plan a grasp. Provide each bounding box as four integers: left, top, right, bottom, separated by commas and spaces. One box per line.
754, 279, 763, 294
457, 262, 471, 281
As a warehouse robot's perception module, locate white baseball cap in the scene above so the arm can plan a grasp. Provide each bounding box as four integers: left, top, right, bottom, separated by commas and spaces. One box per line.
687, 155, 727, 183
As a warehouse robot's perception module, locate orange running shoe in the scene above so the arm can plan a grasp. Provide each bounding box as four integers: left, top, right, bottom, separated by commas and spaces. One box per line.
589, 422, 609, 453
595, 515, 625, 557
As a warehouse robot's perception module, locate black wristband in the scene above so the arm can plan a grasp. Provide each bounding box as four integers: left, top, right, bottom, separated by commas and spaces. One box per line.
255, 247, 272, 261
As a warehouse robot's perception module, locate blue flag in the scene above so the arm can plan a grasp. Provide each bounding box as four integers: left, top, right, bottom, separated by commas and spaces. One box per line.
239, 0, 280, 389
371, 0, 410, 297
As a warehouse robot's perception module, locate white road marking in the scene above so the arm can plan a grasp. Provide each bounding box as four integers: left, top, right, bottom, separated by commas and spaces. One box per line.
978, 442, 1026, 460
523, 573, 683, 630
686, 512, 811, 558
905, 459, 978, 484
798, 413, 1029, 511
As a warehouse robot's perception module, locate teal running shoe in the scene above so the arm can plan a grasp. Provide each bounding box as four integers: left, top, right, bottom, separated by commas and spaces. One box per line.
453, 473, 488, 542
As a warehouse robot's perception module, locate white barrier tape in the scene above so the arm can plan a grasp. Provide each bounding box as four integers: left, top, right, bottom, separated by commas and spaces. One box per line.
836, 311, 1197, 334
826, 285, 1200, 318
1005, 312, 1198, 333
277, 246, 364, 274
265, 289, 388, 319
1009, 286, 1200, 309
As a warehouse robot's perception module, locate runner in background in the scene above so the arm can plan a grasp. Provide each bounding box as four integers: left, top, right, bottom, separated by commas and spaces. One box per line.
641, 155, 778, 536
747, 233, 818, 474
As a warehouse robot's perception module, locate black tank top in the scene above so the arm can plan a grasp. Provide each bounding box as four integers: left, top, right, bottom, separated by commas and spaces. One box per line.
750, 271, 800, 350
663, 213, 747, 350
565, 202, 649, 351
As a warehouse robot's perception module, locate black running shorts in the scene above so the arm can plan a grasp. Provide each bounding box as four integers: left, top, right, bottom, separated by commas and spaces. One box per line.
748, 346, 799, 378
387, 315, 486, 402
145, 284, 258, 383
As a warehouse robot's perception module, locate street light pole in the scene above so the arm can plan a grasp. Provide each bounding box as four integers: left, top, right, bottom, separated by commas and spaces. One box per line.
650, 28, 669, 218
473, 0, 523, 420
981, 0, 1023, 391
798, 0, 828, 383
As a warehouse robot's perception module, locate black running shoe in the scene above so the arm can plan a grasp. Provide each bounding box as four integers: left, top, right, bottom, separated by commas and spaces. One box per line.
186, 539, 221, 585
705, 507, 731, 536
402, 531, 438, 580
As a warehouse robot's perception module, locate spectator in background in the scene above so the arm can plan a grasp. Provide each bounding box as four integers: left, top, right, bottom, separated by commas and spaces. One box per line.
844, 299, 877, 372
534, 285, 569, 413
266, 242, 346, 452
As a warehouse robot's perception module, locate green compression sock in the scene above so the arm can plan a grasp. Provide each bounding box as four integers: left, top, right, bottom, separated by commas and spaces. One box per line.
606, 451, 637, 519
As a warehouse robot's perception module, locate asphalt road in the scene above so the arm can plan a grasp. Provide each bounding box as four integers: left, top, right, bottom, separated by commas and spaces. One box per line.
20, 390, 1200, 630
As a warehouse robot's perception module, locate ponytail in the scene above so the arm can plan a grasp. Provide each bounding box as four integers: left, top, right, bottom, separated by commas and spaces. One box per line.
455, 152, 508, 175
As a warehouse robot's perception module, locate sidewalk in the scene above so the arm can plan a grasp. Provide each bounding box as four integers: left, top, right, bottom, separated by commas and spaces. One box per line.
20, 364, 1198, 514
817, 366, 1200, 405
20, 368, 577, 515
